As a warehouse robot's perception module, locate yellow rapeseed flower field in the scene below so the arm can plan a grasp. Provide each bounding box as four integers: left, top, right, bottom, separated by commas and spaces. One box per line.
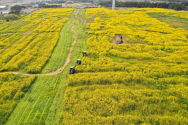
0, 8, 74, 73
0, 72, 35, 124
0, 8, 74, 124
62, 8, 188, 124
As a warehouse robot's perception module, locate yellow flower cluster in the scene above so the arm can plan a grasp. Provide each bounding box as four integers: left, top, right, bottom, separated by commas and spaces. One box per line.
18, 19, 43, 32
2, 32, 59, 73
0, 72, 35, 124
0, 8, 74, 73
62, 8, 188, 124
69, 71, 188, 87
0, 21, 30, 33
0, 33, 23, 53
83, 8, 188, 67
33, 17, 69, 32
62, 84, 188, 124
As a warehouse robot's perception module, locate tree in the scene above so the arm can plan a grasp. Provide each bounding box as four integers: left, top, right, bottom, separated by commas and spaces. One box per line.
10, 5, 26, 15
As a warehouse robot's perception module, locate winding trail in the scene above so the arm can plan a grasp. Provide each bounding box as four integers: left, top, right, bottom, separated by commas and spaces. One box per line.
42, 24, 76, 76
10, 9, 84, 76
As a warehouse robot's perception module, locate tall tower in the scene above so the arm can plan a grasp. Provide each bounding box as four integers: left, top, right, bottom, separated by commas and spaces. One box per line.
112, 0, 115, 10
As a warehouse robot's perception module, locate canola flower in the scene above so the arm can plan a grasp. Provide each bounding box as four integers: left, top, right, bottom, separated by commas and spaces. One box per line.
0, 73, 35, 124
0, 8, 74, 73
62, 8, 188, 124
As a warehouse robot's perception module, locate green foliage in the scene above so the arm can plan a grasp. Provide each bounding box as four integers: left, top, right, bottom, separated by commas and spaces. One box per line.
10, 5, 26, 15
2, 14, 20, 21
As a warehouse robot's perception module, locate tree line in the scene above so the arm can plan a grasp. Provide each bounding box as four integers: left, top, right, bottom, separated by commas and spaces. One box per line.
99, 1, 188, 10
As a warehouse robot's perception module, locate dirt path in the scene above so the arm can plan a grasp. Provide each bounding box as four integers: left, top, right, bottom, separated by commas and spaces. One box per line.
42, 24, 76, 76
77, 14, 86, 26
74, 8, 86, 26
10, 9, 81, 76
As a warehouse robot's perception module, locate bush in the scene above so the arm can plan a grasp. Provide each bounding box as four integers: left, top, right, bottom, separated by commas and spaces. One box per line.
3, 14, 20, 21
10, 5, 26, 15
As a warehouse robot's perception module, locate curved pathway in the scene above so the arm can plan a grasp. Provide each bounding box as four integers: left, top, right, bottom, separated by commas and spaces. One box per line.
9, 9, 84, 76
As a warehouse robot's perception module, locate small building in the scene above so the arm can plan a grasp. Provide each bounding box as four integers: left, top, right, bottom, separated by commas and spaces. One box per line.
0, 5, 9, 16
0, 11, 10, 17
2, 11, 9, 14
30, 1, 48, 8
0, 6, 8, 10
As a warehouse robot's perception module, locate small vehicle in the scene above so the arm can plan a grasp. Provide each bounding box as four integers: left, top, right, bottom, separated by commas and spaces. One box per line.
76, 59, 81, 65
83, 51, 87, 56
70, 66, 75, 74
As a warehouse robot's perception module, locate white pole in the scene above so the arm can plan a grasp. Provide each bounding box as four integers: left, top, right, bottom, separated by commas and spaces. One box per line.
112, 0, 115, 10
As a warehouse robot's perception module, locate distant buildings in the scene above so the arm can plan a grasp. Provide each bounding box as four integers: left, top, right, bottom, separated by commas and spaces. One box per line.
30, 1, 48, 8
0, 5, 8, 10
0, 5, 9, 16
10, 1, 48, 8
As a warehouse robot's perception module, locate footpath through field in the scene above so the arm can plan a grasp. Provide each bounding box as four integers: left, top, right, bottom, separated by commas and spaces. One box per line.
10, 9, 83, 76
6, 9, 87, 125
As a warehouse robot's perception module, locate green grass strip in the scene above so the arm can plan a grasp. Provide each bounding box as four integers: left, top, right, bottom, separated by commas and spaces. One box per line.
6, 9, 87, 125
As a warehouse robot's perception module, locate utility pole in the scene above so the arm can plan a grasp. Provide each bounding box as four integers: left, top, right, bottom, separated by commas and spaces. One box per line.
112, 0, 115, 10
